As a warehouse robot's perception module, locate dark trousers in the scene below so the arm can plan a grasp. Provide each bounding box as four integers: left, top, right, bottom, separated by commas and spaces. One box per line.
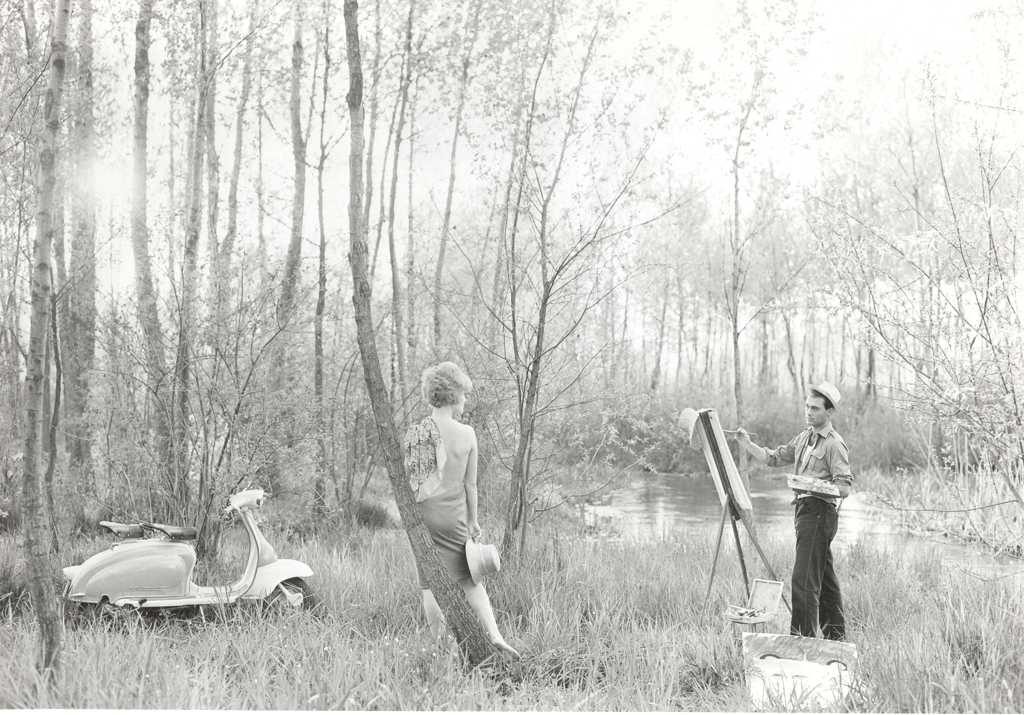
791, 497, 845, 640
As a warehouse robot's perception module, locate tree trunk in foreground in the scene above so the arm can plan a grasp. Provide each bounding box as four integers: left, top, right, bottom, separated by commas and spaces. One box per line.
343, 0, 495, 667
22, 0, 71, 679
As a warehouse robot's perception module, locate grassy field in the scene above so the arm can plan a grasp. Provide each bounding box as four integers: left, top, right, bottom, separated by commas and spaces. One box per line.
2, 516, 1023, 711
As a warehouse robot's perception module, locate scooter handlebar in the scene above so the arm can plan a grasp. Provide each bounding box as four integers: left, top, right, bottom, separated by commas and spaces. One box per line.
227, 488, 266, 512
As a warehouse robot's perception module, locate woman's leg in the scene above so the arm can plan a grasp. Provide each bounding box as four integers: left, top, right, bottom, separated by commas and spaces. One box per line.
459, 578, 519, 657
421, 589, 445, 640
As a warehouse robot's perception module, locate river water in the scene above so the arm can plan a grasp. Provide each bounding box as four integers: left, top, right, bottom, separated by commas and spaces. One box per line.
581, 471, 1023, 582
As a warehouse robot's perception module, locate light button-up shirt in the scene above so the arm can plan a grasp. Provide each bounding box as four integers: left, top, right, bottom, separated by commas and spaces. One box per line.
765, 423, 853, 506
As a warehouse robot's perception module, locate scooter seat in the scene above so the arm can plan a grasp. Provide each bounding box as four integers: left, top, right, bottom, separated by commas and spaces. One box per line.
142, 522, 198, 540
99, 521, 146, 539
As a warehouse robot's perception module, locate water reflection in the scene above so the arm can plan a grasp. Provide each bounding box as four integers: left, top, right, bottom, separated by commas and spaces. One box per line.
581, 471, 1022, 581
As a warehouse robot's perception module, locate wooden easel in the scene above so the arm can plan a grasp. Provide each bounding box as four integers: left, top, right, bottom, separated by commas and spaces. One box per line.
694, 409, 791, 614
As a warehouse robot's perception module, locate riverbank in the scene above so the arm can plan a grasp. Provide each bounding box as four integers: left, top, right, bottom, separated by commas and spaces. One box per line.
2, 516, 1022, 710
856, 466, 1024, 559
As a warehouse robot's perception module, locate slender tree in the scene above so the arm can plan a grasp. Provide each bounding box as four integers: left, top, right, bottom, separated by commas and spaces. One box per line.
65, 0, 97, 504
343, 0, 497, 666
405, 72, 418, 377
384, 0, 415, 407
174, 0, 211, 519
22, 0, 71, 678
313, 1, 333, 519
360, 0, 381, 252
432, 0, 483, 352
203, 0, 220, 313
220, 0, 258, 290
128, 0, 179, 516
278, 0, 309, 328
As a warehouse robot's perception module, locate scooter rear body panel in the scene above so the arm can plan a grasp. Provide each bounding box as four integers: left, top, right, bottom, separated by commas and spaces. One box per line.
67, 540, 195, 604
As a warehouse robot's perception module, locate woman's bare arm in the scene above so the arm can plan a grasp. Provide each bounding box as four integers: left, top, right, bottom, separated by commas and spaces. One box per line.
464, 428, 481, 537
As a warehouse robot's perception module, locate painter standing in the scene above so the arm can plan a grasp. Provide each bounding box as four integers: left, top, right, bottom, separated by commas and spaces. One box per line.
735, 382, 853, 641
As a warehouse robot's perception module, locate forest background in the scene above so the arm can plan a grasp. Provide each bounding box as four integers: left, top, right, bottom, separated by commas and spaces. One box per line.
2, 0, 1024, 702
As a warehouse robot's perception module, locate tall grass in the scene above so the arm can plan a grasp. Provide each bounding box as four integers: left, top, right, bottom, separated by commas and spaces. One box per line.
2, 520, 1022, 710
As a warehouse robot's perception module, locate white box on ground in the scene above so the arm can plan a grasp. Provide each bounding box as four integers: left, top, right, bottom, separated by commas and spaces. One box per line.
742, 633, 857, 710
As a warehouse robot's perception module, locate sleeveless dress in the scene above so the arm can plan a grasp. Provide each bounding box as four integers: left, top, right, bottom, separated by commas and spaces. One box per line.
404, 417, 472, 587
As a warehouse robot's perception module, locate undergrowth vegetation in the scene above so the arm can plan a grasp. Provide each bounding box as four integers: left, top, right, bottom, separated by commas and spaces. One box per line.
2, 517, 1022, 710
542, 386, 926, 476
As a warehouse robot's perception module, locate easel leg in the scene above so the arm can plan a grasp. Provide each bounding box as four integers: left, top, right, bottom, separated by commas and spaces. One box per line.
703, 505, 728, 610
730, 515, 751, 600
739, 517, 792, 614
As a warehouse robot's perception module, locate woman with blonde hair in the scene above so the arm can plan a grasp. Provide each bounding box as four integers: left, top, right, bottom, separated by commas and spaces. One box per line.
404, 361, 518, 657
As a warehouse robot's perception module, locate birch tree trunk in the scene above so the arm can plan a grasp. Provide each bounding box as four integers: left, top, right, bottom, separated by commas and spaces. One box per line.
783, 312, 800, 395
22, 0, 70, 678
726, 71, 762, 429
369, 74, 400, 286
759, 312, 770, 387
175, 0, 210, 520
256, 72, 267, 278
433, 0, 482, 351
130, 0, 177, 514
502, 15, 596, 563
486, 90, 525, 353
385, 0, 414, 408
730, 305, 743, 424
313, 7, 332, 520
204, 0, 220, 314
360, 0, 381, 250
499, 13, 555, 560
66, 0, 97, 498
343, 0, 496, 666
278, 0, 308, 328
131, 0, 163, 383
702, 294, 712, 380
166, 102, 177, 279
405, 74, 418, 375
675, 273, 684, 392
218, 0, 257, 321
649, 281, 668, 392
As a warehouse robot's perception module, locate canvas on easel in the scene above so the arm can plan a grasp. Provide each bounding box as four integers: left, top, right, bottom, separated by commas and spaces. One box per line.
685, 408, 754, 525
680, 407, 788, 610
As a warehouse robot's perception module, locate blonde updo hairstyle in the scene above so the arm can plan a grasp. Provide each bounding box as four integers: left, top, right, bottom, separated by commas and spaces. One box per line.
421, 361, 473, 408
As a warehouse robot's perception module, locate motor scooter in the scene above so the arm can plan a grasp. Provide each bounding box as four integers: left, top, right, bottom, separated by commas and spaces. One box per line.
61, 488, 314, 618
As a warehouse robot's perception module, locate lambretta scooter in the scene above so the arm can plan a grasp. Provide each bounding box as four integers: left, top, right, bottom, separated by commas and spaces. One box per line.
62, 488, 314, 618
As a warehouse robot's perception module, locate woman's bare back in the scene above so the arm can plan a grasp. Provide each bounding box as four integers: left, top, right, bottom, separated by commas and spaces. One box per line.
433, 417, 475, 485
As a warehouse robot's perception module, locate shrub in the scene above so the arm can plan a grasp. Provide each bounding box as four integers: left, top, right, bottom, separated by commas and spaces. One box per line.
844, 398, 927, 471
0, 536, 27, 615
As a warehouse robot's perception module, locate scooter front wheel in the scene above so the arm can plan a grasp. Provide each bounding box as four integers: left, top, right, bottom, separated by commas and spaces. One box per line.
264, 577, 318, 614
